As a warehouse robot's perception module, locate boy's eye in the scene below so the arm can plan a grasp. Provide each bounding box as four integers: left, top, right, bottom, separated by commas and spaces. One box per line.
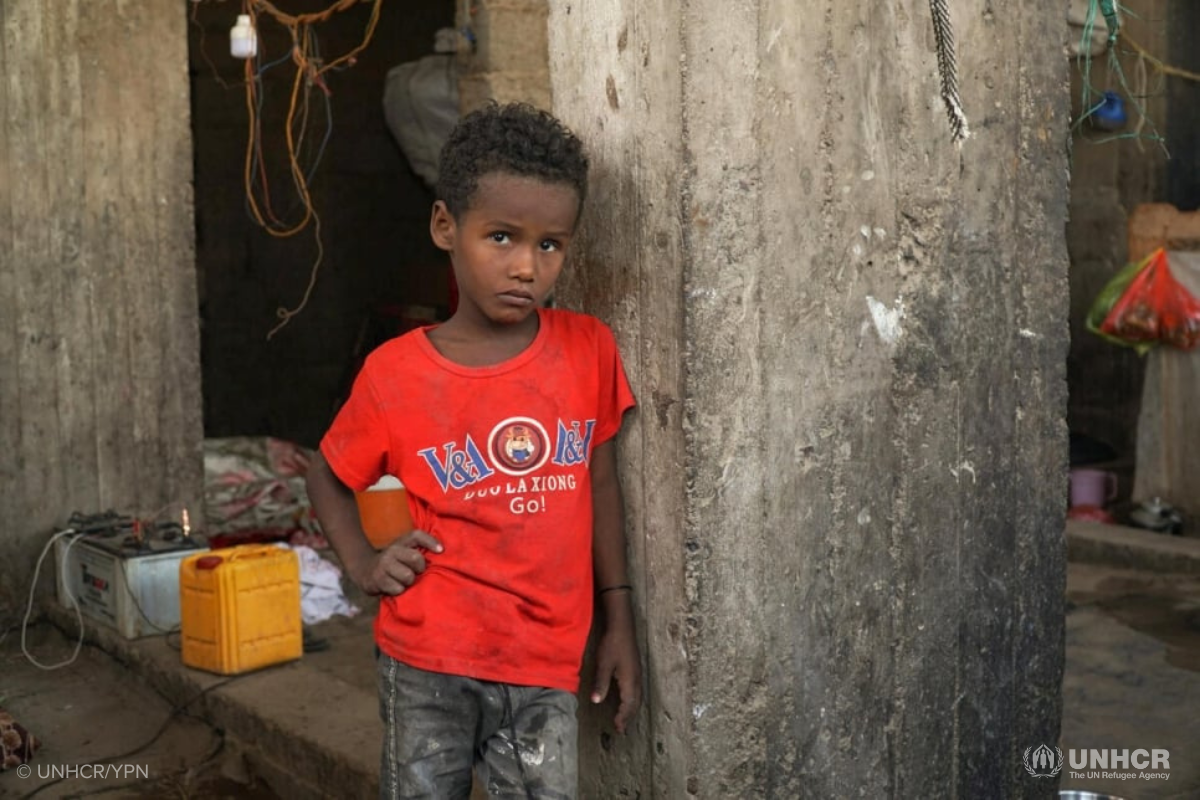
489, 232, 510, 243
539, 239, 560, 252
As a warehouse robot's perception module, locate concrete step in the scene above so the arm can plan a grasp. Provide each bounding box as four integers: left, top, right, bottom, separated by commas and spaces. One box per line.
42, 599, 382, 799
1066, 518, 1200, 574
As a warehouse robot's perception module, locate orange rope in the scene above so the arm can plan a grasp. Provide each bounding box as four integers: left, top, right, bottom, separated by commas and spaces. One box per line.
252, 0, 359, 28
1124, 33, 1200, 84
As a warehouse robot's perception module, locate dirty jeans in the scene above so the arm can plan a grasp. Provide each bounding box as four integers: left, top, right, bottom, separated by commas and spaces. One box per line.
377, 653, 579, 799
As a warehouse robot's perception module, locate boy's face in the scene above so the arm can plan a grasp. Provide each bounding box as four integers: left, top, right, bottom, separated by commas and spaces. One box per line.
431, 172, 579, 330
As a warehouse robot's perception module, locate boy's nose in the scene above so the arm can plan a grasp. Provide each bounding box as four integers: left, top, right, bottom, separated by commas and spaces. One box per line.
510, 247, 536, 281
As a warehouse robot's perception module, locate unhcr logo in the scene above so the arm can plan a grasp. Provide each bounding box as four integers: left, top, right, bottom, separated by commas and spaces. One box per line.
1023, 744, 1064, 777
1022, 746, 1173, 782
1065, 749, 1171, 782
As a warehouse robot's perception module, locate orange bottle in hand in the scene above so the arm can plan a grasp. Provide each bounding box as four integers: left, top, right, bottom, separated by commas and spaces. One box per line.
354, 475, 413, 549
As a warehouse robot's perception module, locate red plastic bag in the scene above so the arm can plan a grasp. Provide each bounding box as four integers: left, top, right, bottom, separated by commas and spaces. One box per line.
1099, 248, 1200, 351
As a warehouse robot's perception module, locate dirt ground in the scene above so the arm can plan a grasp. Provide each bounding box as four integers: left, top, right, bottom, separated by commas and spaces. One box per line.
0, 622, 282, 799
1, 561, 1198, 798
1060, 563, 1200, 800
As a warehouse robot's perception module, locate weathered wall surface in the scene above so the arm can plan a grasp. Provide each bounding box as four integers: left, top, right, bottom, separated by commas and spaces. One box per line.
0, 1, 202, 613
548, 2, 686, 796
551, 1, 1069, 797
457, 0, 551, 112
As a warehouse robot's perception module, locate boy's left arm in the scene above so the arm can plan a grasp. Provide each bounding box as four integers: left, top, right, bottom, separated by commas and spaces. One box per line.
589, 439, 643, 734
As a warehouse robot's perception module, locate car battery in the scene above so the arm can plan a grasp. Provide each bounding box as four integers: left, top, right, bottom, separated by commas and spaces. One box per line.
179, 545, 302, 675
54, 515, 207, 639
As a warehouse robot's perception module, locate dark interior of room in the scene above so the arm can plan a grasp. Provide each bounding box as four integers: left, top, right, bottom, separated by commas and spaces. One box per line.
1166, 2, 1200, 211
188, 0, 454, 448
1064, 0, 1200, 531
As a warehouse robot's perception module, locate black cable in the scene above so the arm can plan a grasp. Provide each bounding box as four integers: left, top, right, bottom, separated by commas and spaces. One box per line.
19, 677, 239, 800
56, 731, 225, 799
117, 557, 181, 638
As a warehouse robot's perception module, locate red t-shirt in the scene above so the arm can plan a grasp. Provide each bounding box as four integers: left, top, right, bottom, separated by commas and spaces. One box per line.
320, 308, 635, 692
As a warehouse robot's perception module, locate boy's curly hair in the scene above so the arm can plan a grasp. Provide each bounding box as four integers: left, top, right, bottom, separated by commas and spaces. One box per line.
436, 102, 589, 219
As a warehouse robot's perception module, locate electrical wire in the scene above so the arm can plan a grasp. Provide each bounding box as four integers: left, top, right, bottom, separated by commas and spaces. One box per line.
20, 529, 87, 670
237, 1, 381, 235
219, 0, 382, 335
17, 677, 238, 800
188, 0, 233, 91
117, 557, 184, 638
189, 1, 381, 335
1123, 32, 1200, 84
10, 516, 237, 798
268, 210, 324, 340
15, 506, 199, 669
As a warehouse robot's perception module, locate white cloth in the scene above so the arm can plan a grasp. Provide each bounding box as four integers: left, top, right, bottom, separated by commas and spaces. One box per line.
285, 544, 360, 625
1133, 251, 1200, 513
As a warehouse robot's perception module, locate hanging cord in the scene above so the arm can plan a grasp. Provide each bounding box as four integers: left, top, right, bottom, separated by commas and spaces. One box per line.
1121, 29, 1199, 155
1071, 1, 1169, 154
231, 0, 382, 337
928, 0, 969, 146
189, 0, 232, 91
240, 0, 381, 237
1100, 0, 1120, 46
268, 213, 324, 340
19, 529, 87, 670
1123, 33, 1200, 84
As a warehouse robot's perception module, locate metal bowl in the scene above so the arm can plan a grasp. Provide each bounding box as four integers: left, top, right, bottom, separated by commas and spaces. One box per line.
1059, 791, 1127, 800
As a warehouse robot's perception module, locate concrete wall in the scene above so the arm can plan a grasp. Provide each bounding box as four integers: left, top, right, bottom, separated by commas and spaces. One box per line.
550, 1, 1069, 797
0, 1, 202, 614
457, 0, 551, 112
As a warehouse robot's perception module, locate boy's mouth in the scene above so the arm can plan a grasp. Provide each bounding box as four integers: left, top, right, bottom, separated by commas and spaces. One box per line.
498, 290, 535, 306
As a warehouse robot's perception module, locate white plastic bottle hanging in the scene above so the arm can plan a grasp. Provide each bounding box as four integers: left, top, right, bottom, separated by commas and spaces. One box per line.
230, 14, 257, 59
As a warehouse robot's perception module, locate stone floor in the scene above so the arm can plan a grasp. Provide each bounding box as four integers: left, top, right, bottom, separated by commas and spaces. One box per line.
1, 525, 1198, 799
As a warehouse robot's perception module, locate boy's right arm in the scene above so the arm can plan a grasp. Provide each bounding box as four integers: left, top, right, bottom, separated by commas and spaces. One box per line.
306, 452, 442, 596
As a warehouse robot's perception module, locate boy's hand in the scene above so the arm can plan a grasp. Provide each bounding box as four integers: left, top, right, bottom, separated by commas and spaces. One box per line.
590, 624, 643, 734
352, 530, 443, 596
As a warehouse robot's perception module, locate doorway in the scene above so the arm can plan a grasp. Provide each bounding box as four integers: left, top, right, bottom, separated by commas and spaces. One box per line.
186, 0, 455, 447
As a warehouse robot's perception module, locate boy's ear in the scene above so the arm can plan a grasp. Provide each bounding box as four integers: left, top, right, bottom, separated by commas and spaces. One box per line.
430, 201, 456, 251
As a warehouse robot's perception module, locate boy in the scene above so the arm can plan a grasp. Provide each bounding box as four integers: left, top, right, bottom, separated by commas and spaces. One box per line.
306, 102, 642, 799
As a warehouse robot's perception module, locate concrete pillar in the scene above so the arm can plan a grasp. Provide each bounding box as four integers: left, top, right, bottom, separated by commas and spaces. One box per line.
551, 2, 1070, 797
0, 0, 202, 611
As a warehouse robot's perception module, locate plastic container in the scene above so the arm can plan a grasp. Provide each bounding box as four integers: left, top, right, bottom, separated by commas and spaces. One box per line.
229, 14, 257, 59
179, 545, 302, 675
1069, 468, 1118, 508
354, 475, 413, 549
